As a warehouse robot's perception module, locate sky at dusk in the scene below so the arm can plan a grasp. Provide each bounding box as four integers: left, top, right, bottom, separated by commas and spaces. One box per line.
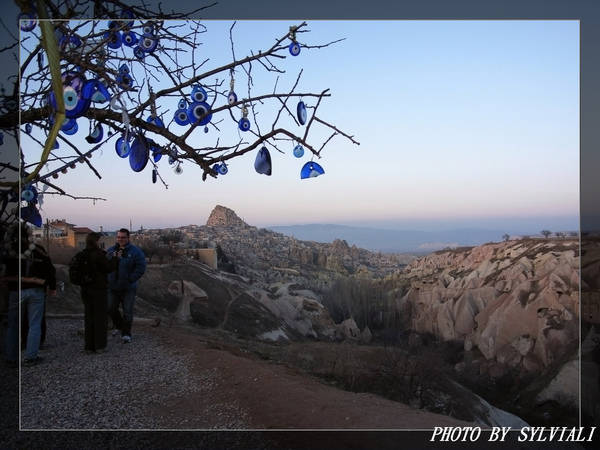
14, 15, 579, 234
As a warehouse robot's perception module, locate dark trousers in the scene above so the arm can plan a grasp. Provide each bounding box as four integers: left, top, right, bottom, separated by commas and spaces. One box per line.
81, 286, 108, 351
107, 288, 136, 337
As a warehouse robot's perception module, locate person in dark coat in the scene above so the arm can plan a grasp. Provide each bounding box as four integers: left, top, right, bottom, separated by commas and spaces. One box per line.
81, 232, 114, 354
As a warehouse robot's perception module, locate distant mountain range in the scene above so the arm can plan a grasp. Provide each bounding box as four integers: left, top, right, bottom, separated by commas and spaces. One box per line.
266, 224, 531, 253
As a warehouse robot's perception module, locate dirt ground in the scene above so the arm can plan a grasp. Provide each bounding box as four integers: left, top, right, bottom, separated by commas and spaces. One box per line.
145, 321, 475, 431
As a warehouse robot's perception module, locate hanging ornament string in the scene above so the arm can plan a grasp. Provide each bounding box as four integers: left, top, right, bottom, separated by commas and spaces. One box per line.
110, 95, 130, 140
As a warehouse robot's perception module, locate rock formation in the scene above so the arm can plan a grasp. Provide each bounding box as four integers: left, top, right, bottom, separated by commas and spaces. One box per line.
396, 239, 580, 376
206, 205, 250, 229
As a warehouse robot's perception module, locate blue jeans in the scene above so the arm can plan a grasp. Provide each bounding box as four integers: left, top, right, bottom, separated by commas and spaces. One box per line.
6, 288, 45, 362
107, 288, 136, 337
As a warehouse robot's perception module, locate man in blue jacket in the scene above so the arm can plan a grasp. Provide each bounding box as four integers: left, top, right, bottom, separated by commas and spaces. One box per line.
107, 228, 146, 343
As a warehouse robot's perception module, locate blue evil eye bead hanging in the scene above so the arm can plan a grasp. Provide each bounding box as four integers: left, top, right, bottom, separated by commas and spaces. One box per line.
59, 35, 82, 52
293, 144, 304, 158
191, 85, 208, 103
115, 135, 131, 158
146, 115, 164, 128
82, 79, 111, 103
152, 168, 157, 184
104, 31, 122, 50
212, 163, 221, 175
138, 33, 158, 53
85, 123, 103, 144
288, 42, 301, 57
218, 162, 228, 175
21, 185, 38, 202
121, 9, 135, 28
116, 73, 134, 89
238, 117, 250, 132
142, 22, 155, 35
228, 74, 237, 105
25, 123, 33, 134
21, 203, 43, 227
254, 147, 272, 176
119, 64, 129, 74
300, 161, 325, 179
174, 108, 190, 126
18, 12, 37, 32
297, 101, 307, 125
187, 102, 212, 126
129, 133, 149, 172
238, 104, 250, 132
134, 46, 145, 60
288, 25, 300, 56
61, 119, 78, 135
122, 30, 137, 47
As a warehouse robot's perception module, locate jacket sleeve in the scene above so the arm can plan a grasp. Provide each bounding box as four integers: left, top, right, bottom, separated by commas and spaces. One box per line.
128, 247, 147, 283
43, 254, 57, 291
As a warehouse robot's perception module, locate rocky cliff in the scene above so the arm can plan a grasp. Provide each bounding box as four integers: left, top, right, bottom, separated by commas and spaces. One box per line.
397, 239, 580, 375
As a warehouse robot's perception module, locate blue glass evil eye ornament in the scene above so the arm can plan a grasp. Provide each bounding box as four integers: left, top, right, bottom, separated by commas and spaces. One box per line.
293, 144, 304, 158
300, 161, 325, 179
288, 42, 301, 56
85, 123, 103, 144
146, 115, 164, 128
82, 79, 111, 103
115, 135, 131, 158
104, 31, 122, 49
238, 118, 250, 132
18, 12, 37, 32
25, 123, 33, 134
218, 162, 228, 175
297, 101, 307, 125
152, 169, 157, 184
134, 46, 145, 60
191, 85, 208, 103
174, 108, 190, 126
129, 133, 149, 172
138, 33, 158, 53
254, 147, 272, 176
21, 203, 43, 227
228, 91, 237, 105
187, 102, 212, 126
116, 73, 134, 89
62, 119, 78, 135
120, 9, 135, 28
122, 30, 137, 47
21, 185, 38, 202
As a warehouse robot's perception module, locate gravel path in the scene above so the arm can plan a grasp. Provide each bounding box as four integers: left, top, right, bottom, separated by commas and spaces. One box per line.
19, 318, 250, 430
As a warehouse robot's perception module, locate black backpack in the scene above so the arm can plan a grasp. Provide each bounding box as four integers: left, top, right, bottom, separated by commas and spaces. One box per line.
68, 250, 93, 286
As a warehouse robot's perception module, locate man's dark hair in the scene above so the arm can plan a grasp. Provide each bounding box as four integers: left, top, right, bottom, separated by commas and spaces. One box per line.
118, 228, 130, 237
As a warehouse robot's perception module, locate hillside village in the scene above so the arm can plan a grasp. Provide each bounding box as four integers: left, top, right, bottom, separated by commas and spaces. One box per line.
36, 206, 416, 276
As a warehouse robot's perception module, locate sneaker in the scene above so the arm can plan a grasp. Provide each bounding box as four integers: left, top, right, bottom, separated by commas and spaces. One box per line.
23, 356, 43, 367
121, 335, 131, 344
95, 348, 107, 354
85, 349, 94, 354
111, 329, 121, 337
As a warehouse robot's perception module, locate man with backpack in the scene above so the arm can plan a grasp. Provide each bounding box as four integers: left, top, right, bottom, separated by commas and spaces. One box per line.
106, 228, 146, 343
